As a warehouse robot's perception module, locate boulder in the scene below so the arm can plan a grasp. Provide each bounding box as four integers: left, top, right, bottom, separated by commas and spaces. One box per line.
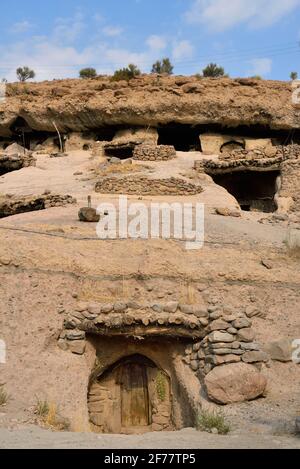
5, 143, 26, 155
78, 207, 100, 222
204, 362, 267, 404
264, 339, 293, 362
296, 417, 300, 434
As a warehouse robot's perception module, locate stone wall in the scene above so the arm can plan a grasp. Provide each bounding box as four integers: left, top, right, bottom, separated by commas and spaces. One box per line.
95, 176, 203, 196
133, 145, 176, 161
184, 313, 268, 376
0, 193, 76, 218
59, 300, 267, 377
280, 159, 300, 212
194, 155, 285, 174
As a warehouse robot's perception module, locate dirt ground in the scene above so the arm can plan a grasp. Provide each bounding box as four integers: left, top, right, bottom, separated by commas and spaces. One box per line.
0, 426, 299, 449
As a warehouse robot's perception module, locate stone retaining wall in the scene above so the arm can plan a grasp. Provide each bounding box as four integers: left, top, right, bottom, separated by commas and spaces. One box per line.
280, 159, 300, 212
0, 193, 76, 218
195, 155, 285, 174
59, 300, 267, 375
133, 145, 176, 161
95, 176, 203, 196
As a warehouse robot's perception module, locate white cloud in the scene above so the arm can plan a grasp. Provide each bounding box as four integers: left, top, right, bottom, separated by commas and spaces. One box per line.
9, 20, 33, 34
103, 26, 123, 37
146, 35, 167, 51
185, 0, 300, 31
172, 40, 195, 60
248, 57, 272, 76
0, 34, 160, 81
53, 11, 85, 43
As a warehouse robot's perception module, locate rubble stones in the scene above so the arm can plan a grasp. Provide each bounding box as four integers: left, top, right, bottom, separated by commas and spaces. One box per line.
95, 176, 203, 196
133, 145, 176, 161
0, 193, 76, 219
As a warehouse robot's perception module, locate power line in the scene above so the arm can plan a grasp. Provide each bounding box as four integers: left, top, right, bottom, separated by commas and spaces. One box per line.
0, 41, 298, 72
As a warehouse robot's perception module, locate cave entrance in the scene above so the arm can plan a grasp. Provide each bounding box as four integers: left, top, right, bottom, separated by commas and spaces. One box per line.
88, 354, 172, 434
212, 170, 280, 213
158, 124, 201, 152
104, 143, 135, 160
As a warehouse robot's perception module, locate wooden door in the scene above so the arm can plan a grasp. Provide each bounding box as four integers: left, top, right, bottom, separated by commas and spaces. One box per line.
120, 363, 150, 428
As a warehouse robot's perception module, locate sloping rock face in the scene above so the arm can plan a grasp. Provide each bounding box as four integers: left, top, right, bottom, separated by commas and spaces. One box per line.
204, 362, 267, 404
0, 76, 298, 137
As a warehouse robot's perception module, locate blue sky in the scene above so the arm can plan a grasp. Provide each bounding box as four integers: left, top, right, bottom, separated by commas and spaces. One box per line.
1, 0, 300, 81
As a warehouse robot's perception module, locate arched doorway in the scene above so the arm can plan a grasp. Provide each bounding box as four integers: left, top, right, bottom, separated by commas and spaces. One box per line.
88, 354, 173, 433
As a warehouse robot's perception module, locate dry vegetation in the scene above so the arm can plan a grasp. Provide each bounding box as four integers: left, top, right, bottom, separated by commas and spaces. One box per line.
0, 386, 9, 406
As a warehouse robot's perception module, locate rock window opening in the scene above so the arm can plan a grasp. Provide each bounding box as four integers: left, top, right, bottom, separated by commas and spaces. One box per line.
158, 124, 201, 152
220, 141, 245, 153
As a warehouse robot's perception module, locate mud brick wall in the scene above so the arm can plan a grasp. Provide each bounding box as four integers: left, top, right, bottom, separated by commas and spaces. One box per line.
133, 145, 176, 161
95, 176, 203, 196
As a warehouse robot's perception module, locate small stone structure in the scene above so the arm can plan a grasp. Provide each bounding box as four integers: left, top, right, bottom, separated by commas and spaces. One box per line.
133, 144, 176, 161
95, 176, 203, 196
0, 193, 76, 218
58, 299, 268, 427
104, 128, 158, 159
0, 147, 36, 175
196, 144, 300, 213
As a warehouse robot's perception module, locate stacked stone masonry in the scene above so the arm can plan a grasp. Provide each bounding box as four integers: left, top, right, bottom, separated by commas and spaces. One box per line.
95, 177, 203, 196
59, 301, 268, 375
133, 145, 176, 161
0, 193, 76, 218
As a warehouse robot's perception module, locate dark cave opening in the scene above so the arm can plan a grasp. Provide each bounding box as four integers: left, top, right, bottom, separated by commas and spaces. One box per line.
212, 170, 280, 213
158, 124, 201, 152
104, 144, 135, 159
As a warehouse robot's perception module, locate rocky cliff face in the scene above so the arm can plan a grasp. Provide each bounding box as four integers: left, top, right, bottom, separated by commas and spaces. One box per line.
0, 76, 298, 137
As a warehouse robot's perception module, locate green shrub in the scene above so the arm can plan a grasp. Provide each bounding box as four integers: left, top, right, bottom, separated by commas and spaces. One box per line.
290, 72, 298, 81
79, 68, 97, 79
16, 66, 35, 82
202, 63, 227, 78
197, 408, 231, 435
111, 64, 141, 82
151, 58, 174, 75
35, 397, 49, 417
156, 371, 167, 402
